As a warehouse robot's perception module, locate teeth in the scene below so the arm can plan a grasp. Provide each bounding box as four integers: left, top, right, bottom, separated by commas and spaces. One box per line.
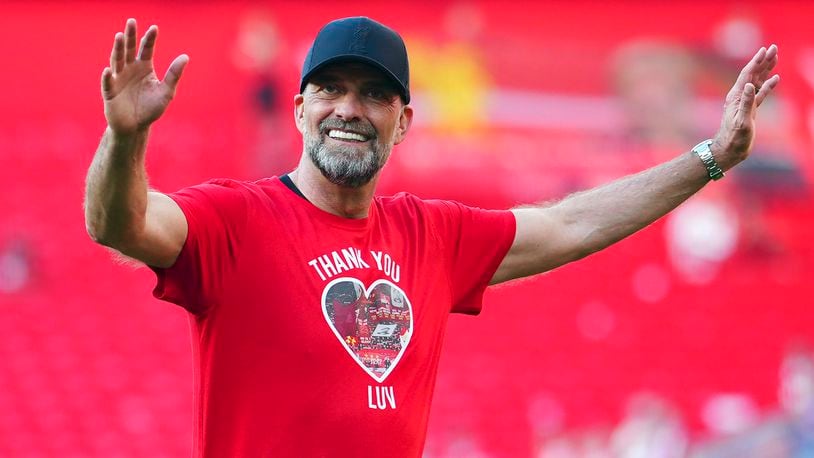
329, 130, 368, 142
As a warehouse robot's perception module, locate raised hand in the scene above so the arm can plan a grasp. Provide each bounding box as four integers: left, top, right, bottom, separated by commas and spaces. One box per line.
713, 45, 780, 170
101, 18, 189, 135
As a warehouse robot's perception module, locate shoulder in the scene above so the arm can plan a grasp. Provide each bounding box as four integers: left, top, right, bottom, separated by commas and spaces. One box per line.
375, 191, 423, 208
174, 177, 284, 202
375, 192, 444, 217
379, 194, 516, 238
166, 178, 288, 224
201, 177, 270, 193
174, 177, 253, 197
374, 193, 473, 231
377, 192, 478, 217
375, 192, 456, 210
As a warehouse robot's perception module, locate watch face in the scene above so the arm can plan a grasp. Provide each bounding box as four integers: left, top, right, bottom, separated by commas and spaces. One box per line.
693, 140, 713, 152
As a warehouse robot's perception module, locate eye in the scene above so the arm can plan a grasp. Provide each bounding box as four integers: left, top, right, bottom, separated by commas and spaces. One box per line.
322, 84, 339, 94
366, 87, 396, 102
366, 88, 384, 99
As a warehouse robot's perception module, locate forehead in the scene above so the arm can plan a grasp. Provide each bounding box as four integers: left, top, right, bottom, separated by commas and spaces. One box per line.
308, 62, 394, 87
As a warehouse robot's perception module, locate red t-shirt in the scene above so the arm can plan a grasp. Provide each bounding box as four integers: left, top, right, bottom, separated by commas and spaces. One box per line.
151, 177, 516, 457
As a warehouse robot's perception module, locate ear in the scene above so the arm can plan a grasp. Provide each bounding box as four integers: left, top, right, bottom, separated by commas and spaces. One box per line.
293, 94, 305, 134
393, 105, 413, 145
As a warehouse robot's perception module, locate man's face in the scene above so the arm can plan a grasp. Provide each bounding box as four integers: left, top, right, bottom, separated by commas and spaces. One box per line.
295, 63, 412, 188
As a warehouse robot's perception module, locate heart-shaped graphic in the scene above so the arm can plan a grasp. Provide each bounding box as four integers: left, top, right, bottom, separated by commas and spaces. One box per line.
321, 278, 413, 382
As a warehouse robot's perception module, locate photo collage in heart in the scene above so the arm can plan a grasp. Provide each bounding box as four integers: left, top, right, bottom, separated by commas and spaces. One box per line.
321, 278, 413, 382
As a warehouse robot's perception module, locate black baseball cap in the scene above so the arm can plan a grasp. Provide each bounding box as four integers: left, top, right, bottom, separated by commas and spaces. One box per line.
300, 17, 410, 104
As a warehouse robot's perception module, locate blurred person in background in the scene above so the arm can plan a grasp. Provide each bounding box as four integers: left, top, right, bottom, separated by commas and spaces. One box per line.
0, 237, 33, 294
231, 10, 297, 176
613, 41, 699, 155
84, 16, 779, 457
611, 393, 688, 458
778, 346, 814, 456
691, 346, 814, 457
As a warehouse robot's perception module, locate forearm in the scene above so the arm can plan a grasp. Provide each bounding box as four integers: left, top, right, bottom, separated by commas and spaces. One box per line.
494, 149, 714, 283
550, 150, 709, 257
84, 127, 150, 247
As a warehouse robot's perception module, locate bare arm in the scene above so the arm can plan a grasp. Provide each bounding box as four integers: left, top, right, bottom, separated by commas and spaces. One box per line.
85, 128, 186, 267
492, 45, 780, 284
84, 19, 189, 268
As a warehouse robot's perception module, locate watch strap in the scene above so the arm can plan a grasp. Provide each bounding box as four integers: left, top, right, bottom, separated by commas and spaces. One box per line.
692, 139, 725, 181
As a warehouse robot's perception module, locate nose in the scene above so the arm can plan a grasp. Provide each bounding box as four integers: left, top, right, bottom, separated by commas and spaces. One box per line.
333, 91, 364, 121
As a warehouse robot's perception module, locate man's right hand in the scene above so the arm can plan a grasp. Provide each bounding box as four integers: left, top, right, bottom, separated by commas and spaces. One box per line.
86, 18, 190, 268
102, 18, 189, 135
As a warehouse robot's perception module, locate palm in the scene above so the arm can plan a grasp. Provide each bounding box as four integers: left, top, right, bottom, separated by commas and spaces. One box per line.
713, 45, 779, 170
102, 19, 188, 135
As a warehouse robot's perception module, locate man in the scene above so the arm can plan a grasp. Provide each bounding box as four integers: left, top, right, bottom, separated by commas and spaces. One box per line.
84, 16, 779, 457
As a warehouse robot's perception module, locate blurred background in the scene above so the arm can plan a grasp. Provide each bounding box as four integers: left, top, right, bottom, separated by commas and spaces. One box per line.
1, 1, 812, 457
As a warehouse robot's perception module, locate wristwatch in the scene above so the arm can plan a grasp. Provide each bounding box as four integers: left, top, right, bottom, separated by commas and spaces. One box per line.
692, 139, 725, 181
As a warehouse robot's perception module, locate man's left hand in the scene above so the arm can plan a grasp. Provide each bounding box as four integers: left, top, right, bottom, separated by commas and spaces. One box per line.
712, 44, 780, 170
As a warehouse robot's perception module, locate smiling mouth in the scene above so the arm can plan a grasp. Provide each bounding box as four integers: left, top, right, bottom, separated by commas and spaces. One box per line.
327, 129, 371, 142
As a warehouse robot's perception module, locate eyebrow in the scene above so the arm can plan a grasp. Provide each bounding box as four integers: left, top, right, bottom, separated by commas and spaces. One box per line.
310, 74, 399, 95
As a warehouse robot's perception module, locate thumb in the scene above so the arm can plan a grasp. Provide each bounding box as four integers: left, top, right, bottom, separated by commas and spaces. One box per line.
101, 67, 114, 99
739, 82, 757, 121
163, 54, 189, 93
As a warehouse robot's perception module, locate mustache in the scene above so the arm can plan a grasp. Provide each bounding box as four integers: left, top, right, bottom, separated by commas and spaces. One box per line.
318, 118, 377, 138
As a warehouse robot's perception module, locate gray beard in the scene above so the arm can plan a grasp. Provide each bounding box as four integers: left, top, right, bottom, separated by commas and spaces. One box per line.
305, 119, 391, 188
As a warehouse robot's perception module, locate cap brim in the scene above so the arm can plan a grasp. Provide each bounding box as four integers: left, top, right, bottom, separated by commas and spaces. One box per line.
300, 54, 410, 104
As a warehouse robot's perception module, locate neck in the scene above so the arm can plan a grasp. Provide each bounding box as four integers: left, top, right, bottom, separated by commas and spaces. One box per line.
289, 156, 379, 219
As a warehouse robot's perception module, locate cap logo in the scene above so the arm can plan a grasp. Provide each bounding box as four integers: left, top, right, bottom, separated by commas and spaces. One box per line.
349, 23, 369, 55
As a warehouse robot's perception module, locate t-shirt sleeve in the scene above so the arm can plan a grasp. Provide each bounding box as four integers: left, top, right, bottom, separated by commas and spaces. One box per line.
424, 200, 516, 315
150, 179, 250, 314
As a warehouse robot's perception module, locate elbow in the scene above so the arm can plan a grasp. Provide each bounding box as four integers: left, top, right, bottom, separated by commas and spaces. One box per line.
84, 206, 104, 245
84, 205, 111, 246
85, 219, 116, 248
84, 213, 138, 250
83, 195, 148, 252
85, 222, 110, 247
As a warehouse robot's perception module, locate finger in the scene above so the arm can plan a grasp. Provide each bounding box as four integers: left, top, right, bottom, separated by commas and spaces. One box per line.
756, 45, 778, 83
137, 25, 158, 61
731, 47, 766, 94
101, 67, 114, 98
765, 43, 778, 61
111, 32, 125, 74
755, 74, 781, 107
759, 53, 778, 78
763, 45, 778, 80
739, 83, 758, 121
163, 54, 189, 93
124, 18, 138, 64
